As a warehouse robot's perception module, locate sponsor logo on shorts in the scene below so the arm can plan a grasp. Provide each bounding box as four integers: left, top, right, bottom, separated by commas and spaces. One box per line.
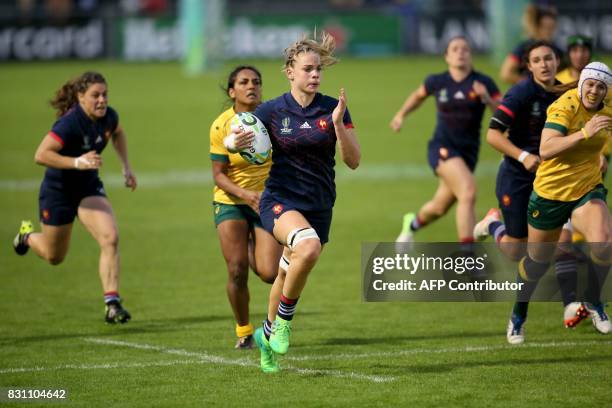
42, 209, 50, 221
273, 204, 283, 215
214, 205, 220, 215
532, 210, 540, 218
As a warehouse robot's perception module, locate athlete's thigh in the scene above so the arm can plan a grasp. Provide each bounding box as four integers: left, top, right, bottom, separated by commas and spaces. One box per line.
253, 226, 283, 266
40, 223, 73, 257
436, 157, 475, 197
571, 199, 612, 243
527, 224, 563, 262
77, 196, 118, 243
272, 210, 312, 246
216, 219, 250, 263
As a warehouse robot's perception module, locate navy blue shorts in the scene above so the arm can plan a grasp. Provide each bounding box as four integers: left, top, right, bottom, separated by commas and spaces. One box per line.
39, 177, 106, 226
495, 161, 534, 238
259, 191, 332, 244
427, 139, 478, 174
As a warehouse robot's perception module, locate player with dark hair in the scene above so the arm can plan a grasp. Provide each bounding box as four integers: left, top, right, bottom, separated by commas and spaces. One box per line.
12, 71, 136, 323
556, 34, 593, 84
500, 4, 562, 84
246, 32, 360, 373
391, 36, 500, 249
475, 41, 561, 259
209, 66, 282, 349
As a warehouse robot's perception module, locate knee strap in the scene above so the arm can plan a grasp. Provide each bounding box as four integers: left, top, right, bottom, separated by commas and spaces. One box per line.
286, 227, 319, 250
279, 254, 290, 272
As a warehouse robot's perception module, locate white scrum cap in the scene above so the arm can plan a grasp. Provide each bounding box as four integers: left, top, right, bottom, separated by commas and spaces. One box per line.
578, 61, 612, 99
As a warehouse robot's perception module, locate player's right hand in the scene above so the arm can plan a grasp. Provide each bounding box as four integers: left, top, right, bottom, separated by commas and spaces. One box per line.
74, 150, 102, 170
522, 153, 541, 173
242, 190, 261, 214
224, 125, 254, 152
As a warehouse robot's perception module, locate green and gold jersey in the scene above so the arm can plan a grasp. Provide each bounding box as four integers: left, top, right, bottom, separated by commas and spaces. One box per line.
209, 107, 271, 205
534, 88, 611, 202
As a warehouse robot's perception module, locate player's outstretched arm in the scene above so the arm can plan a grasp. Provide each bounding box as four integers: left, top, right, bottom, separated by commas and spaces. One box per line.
333, 88, 360, 170
112, 127, 137, 191
389, 84, 428, 132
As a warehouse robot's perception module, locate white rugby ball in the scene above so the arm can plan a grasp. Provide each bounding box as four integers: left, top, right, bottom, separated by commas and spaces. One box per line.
230, 112, 271, 165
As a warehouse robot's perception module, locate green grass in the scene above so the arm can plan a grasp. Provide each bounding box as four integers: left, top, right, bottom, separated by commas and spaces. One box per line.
1, 56, 612, 407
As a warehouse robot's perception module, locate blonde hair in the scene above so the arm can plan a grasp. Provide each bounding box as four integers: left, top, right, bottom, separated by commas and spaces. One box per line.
522, 4, 557, 39
283, 30, 338, 72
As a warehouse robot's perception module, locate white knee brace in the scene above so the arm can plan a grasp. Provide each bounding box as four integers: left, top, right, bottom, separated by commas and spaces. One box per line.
286, 227, 319, 251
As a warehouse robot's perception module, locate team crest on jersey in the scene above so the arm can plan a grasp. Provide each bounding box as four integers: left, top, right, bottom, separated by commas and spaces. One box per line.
439, 89, 448, 103
468, 90, 478, 100
317, 119, 328, 131
502, 194, 511, 207
273, 204, 284, 215
281, 117, 292, 134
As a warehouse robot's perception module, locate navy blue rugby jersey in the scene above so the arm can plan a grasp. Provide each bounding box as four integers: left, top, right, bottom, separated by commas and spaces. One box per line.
489, 75, 560, 172
424, 70, 500, 151
255, 92, 353, 211
46, 104, 119, 185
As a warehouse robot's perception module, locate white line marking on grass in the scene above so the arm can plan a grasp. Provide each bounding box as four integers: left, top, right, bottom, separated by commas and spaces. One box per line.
0, 162, 501, 191
84, 338, 395, 383
0, 359, 201, 374
286, 339, 612, 362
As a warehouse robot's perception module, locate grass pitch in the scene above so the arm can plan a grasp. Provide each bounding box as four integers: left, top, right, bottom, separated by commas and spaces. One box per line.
1, 56, 611, 407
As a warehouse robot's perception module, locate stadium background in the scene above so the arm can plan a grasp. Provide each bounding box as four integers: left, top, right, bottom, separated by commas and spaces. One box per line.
1, 0, 612, 406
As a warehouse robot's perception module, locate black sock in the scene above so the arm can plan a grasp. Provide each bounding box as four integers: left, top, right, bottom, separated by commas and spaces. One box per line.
555, 253, 578, 306
584, 252, 610, 304
514, 256, 550, 318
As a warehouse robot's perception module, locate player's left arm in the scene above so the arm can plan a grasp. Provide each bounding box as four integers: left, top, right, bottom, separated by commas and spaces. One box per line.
111, 126, 137, 191
333, 88, 360, 170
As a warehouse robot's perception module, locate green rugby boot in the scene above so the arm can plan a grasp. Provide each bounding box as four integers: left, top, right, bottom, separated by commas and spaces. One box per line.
269, 316, 292, 355
13, 220, 33, 255
254, 327, 279, 373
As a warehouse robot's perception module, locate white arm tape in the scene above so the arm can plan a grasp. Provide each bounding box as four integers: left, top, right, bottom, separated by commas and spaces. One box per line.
287, 227, 319, 250
517, 150, 529, 163
74, 156, 88, 169
223, 133, 238, 153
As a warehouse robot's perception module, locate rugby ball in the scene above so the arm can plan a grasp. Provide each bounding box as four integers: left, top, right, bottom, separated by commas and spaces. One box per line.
230, 112, 271, 165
